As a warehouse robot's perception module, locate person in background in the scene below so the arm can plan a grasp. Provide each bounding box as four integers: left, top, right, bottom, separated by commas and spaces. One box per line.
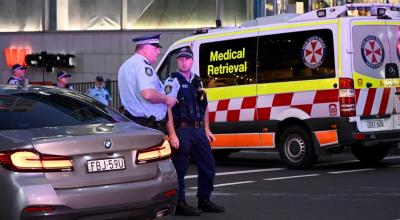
164, 47, 225, 216
87, 76, 112, 106
118, 33, 175, 131
8, 64, 28, 86
55, 71, 73, 90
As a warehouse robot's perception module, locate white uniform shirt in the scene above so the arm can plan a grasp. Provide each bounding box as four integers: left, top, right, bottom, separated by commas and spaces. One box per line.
7, 76, 25, 86
87, 86, 112, 106
118, 53, 167, 121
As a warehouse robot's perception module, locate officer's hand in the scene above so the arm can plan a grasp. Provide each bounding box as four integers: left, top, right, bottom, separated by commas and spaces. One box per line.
205, 128, 216, 143
165, 96, 177, 107
169, 133, 180, 149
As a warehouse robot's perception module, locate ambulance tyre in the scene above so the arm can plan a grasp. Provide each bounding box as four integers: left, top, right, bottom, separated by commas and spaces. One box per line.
351, 144, 389, 165
278, 125, 317, 169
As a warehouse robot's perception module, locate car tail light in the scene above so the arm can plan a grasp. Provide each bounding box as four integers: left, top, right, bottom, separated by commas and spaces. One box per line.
0, 150, 73, 172
339, 78, 356, 117
23, 206, 54, 213
136, 140, 171, 164
163, 189, 177, 197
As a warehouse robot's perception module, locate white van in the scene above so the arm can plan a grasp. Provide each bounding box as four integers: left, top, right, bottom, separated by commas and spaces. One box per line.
157, 4, 400, 169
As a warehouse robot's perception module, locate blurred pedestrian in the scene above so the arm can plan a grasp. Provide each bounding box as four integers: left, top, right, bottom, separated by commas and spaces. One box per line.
164, 47, 225, 216
8, 64, 28, 86
118, 33, 175, 131
87, 76, 112, 106
55, 71, 73, 90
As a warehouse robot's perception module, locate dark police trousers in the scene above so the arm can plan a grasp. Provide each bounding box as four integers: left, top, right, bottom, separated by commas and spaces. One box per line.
171, 127, 216, 202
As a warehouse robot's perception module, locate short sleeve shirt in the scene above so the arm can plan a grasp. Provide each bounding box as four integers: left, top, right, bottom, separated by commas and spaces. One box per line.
163, 72, 198, 99
87, 86, 112, 106
118, 53, 167, 121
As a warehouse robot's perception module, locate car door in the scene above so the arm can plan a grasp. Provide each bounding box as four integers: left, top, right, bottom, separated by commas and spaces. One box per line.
351, 19, 396, 132
385, 21, 400, 130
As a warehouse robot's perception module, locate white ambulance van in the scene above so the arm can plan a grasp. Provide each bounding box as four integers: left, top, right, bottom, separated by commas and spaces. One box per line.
156, 4, 400, 169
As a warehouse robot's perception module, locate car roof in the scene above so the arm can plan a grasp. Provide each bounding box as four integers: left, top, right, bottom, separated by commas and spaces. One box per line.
0, 85, 70, 95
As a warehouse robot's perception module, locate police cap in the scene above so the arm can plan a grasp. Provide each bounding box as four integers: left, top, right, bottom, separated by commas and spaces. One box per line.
12, 64, 27, 72
132, 33, 162, 48
177, 47, 194, 59
95, 76, 104, 82
56, 71, 71, 79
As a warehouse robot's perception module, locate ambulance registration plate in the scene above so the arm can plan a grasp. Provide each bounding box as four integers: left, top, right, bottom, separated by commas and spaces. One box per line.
367, 119, 384, 128
86, 157, 126, 173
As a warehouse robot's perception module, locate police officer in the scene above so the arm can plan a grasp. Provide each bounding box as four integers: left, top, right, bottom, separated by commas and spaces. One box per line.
118, 33, 175, 130
164, 47, 225, 216
55, 71, 73, 89
87, 76, 112, 106
8, 64, 28, 86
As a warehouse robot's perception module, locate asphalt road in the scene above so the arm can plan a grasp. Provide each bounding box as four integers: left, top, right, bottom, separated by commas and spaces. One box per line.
166, 150, 400, 220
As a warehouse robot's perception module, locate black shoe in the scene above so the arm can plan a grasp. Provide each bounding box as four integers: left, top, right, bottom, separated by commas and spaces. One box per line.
175, 201, 202, 216
198, 200, 225, 213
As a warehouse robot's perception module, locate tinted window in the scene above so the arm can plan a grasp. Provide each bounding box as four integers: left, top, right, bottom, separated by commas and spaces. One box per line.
199, 37, 257, 88
257, 29, 335, 83
158, 48, 181, 82
0, 92, 129, 130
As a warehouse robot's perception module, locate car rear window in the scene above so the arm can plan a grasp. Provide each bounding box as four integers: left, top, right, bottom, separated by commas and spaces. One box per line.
0, 92, 129, 130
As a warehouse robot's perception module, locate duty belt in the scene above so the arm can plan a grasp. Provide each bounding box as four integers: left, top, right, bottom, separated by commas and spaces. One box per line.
122, 108, 166, 131
175, 121, 204, 129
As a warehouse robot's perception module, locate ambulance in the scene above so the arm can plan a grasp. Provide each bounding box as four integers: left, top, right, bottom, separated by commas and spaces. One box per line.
156, 3, 400, 169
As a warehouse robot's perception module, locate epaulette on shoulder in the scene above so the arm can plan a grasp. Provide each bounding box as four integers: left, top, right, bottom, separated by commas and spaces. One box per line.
167, 72, 181, 81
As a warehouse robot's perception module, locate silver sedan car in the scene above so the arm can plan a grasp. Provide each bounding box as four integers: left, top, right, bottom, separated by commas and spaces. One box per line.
0, 85, 177, 220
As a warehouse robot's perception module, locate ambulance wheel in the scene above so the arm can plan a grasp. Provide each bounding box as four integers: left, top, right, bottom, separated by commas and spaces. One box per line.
351, 144, 389, 165
278, 125, 317, 169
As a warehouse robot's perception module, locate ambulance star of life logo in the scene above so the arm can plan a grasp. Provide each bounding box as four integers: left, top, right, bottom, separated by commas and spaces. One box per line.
301, 36, 327, 69
361, 35, 385, 69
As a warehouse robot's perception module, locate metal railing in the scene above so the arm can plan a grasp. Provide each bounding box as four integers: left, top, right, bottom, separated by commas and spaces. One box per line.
70, 80, 121, 110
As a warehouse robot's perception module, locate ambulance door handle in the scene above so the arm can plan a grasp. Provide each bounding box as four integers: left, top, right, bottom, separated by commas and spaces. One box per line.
366, 82, 372, 88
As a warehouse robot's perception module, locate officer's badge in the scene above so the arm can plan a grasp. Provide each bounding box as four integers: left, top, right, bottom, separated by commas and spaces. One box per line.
145, 67, 153, 76
164, 85, 172, 95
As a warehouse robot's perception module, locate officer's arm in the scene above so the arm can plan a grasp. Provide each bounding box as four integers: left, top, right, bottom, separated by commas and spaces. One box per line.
141, 89, 173, 105
204, 107, 216, 142
166, 107, 179, 148
106, 90, 112, 104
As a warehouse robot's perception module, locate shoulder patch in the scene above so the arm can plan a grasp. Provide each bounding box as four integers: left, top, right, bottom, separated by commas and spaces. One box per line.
145, 67, 153, 76
164, 85, 172, 95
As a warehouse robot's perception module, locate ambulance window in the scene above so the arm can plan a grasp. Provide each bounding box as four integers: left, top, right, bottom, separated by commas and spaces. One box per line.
199, 37, 257, 88
257, 29, 335, 83
157, 48, 180, 82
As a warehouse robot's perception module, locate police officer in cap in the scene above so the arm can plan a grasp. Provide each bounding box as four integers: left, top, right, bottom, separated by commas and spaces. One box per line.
8, 64, 28, 86
118, 33, 175, 130
164, 47, 225, 216
87, 76, 112, 106
55, 71, 73, 90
